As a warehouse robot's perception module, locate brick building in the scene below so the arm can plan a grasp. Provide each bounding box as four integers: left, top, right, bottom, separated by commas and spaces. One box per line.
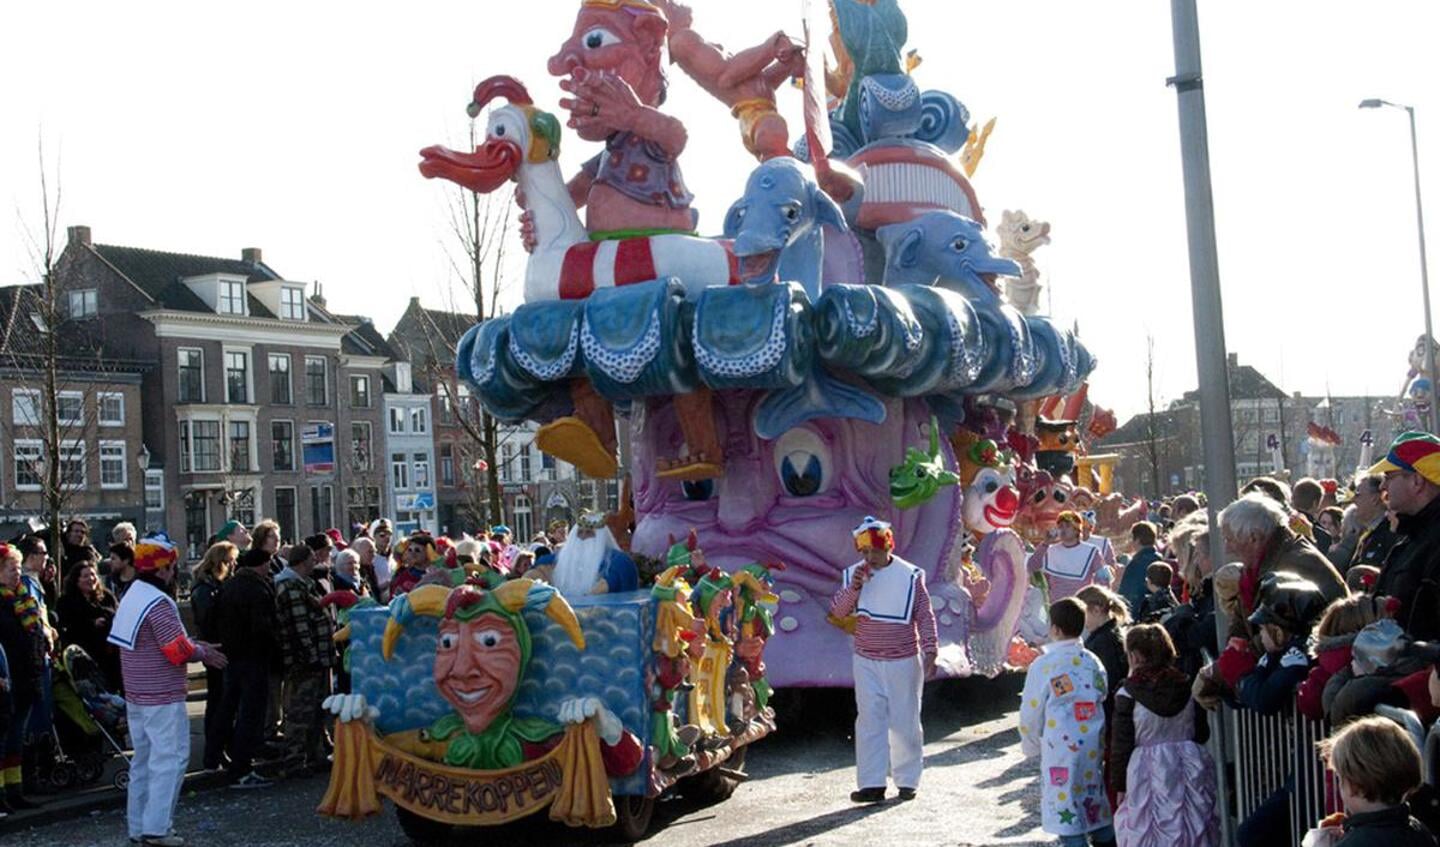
0, 284, 152, 540
49, 225, 389, 559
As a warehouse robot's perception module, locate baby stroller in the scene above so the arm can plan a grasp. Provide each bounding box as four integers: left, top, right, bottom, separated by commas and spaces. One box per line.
40, 645, 131, 791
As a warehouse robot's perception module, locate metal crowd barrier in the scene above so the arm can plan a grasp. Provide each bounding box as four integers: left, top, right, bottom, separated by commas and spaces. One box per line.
1220, 701, 1339, 845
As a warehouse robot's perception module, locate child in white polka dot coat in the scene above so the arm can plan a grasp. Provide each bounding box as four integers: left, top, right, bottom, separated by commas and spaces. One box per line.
1019, 597, 1116, 847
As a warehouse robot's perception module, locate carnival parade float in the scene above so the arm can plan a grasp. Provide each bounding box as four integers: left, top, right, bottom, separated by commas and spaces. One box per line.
434, 0, 1103, 685
325, 0, 1108, 838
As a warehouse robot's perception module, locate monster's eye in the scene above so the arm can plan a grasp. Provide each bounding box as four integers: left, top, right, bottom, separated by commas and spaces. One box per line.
489, 113, 522, 142
682, 479, 714, 502
915, 466, 928, 478
439, 633, 458, 651
1021, 224, 1031, 233
984, 481, 998, 494
583, 27, 621, 49
1033, 491, 1046, 504
950, 237, 969, 252
774, 428, 830, 498
472, 629, 504, 649
1054, 490, 1068, 503
781, 203, 801, 223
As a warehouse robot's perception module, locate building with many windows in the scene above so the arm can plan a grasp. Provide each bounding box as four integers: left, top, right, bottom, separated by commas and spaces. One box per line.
50, 226, 388, 558
0, 283, 152, 541
381, 360, 438, 535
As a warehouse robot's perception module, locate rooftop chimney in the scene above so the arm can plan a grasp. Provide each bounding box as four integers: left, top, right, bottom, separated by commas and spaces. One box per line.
241, 247, 262, 264
309, 281, 327, 309
1227, 352, 1238, 368
68, 225, 91, 246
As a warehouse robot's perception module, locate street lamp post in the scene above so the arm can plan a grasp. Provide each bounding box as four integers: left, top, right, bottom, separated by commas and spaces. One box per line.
1361, 99, 1436, 434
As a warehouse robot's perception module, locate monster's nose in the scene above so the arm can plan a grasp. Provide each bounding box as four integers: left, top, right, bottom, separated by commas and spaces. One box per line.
995, 486, 1019, 513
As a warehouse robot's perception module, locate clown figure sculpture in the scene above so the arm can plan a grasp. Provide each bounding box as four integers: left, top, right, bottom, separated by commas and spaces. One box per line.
954, 431, 1030, 676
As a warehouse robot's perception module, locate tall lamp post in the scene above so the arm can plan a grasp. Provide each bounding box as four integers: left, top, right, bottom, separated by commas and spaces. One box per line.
1360, 98, 1436, 434
136, 444, 151, 532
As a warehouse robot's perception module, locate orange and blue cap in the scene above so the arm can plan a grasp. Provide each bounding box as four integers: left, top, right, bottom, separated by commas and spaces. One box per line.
1367, 431, 1440, 486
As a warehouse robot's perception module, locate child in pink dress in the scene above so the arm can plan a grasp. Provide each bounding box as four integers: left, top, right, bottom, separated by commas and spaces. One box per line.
1109, 624, 1218, 847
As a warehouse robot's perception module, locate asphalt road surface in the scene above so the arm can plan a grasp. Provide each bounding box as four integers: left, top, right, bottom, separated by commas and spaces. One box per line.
10, 675, 1053, 847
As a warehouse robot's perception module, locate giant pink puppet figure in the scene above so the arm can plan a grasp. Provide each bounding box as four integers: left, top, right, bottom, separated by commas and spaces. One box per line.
548, 0, 695, 237
629, 391, 967, 687
656, 0, 804, 162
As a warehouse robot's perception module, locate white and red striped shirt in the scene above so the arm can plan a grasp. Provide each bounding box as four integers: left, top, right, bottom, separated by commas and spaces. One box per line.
112, 582, 209, 706
830, 556, 939, 661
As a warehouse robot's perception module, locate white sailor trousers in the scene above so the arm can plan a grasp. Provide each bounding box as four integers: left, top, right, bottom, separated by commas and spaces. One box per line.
126, 700, 190, 840
853, 652, 924, 790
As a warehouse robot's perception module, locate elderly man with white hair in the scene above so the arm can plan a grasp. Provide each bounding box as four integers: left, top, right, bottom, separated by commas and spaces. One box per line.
1218, 492, 1347, 640
330, 549, 364, 595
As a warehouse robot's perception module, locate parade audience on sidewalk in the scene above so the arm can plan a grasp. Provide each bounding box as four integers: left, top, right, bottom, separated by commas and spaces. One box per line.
1020, 597, 1116, 847
273, 543, 334, 778
190, 542, 235, 772
0, 543, 43, 814
214, 548, 277, 789
56, 560, 121, 692
1109, 624, 1216, 847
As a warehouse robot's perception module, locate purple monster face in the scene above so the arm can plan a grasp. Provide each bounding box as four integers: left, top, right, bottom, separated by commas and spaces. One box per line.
631, 390, 965, 686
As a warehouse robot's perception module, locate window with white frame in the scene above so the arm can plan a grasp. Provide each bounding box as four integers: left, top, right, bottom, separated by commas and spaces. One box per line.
97, 391, 124, 426
500, 443, 513, 482
272, 420, 296, 471
178, 348, 205, 402
11, 389, 40, 426
513, 495, 533, 542
57, 391, 84, 424
180, 419, 222, 473
306, 356, 328, 405
440, 443, 455, 487
310, 485, 334, 533
100, 441, 127, 488
389, 407, 405, 434
274, 487, 298, 544
13, 440, 42, 490
413, 453, 431, 489
68, 288, 98, 319
519, 443, 532, 482
225, 351, 250, 404
391, 452, 410, 490
280, 286, 305, 321
145, 469, 164, 511
229, 421, 252, 471
269, 354, 292, 404
350, 375, 371, 408
410, 406, 428, 434
218, 279, 246, 315
58, 441, 85, 487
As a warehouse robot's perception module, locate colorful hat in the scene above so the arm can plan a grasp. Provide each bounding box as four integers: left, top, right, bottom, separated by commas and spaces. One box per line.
577, 510, 607, 531
852, 516, 894, 551
1368, 431, 1440, 486
325, 528, 349, 550
133, 538, 179, 573
666, 529, 699, 567
491, 525, 511, 536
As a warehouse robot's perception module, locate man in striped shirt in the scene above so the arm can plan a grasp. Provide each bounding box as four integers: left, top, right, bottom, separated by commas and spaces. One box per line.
830, 516, 938, 804
108, 538, 227, 847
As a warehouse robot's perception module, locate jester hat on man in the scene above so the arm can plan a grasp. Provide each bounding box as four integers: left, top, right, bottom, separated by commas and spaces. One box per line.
853, 516, 894, 551
1368, 431, 1440, 486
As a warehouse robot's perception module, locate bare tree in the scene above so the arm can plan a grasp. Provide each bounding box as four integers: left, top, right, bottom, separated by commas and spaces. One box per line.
410, 117, 521, 530
2, 139, 124, 569
1145, 334, 1162, 498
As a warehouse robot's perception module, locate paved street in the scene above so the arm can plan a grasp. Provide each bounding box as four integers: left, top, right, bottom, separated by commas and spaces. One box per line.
8, 675, 1050, 847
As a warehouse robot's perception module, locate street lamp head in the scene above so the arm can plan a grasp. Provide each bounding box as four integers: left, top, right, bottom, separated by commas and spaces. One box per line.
137, 443, 151, 471
1359, 98, 1385, 110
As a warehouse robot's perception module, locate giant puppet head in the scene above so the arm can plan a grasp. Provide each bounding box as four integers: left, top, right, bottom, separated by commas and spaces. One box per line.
1014, 469, 1076, 545
954, 430, 1019, 535
548, 0, 670, 142
382, 582, 585, 736
629, 390, 961, 687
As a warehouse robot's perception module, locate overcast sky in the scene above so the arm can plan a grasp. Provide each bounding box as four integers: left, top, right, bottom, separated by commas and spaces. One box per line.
2, 1, 1436, 422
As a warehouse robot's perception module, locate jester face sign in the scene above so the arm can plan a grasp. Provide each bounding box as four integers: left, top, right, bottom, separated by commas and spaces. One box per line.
435, 610, 525, 734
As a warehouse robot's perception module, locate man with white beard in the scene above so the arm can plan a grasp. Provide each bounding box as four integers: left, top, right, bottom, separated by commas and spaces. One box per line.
547, 511, 639, 597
